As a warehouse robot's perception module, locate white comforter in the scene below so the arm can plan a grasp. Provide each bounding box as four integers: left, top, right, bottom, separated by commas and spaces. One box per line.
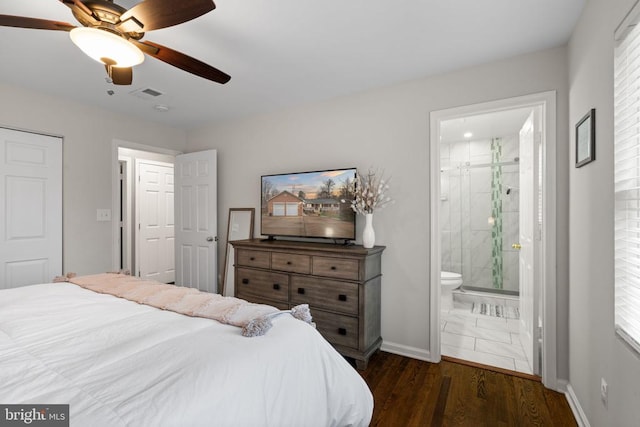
0, 283, 373, 427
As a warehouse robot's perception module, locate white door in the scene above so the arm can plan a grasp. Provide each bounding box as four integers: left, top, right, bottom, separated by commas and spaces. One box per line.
175, 150, 217, 292
137, 160, 175, 283
518, 110, 541, 375
0, 128, 62, 288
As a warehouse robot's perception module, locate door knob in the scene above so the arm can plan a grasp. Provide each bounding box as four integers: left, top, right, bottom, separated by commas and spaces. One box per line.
512, 243, 522, 250
206, 236, 214, 242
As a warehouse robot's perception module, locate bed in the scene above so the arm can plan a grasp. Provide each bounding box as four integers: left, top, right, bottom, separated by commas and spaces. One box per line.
0, 278, 373, 426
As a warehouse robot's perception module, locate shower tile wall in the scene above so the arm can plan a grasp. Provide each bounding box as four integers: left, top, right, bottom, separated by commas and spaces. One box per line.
501, 158, 520, 292
441, 136, 520, 292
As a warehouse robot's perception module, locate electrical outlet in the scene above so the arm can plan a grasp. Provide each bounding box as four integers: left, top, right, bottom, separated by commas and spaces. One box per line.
600, 378, 608, 408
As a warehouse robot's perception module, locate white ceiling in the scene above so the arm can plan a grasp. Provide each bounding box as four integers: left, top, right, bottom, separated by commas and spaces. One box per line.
0, 0, 585, 129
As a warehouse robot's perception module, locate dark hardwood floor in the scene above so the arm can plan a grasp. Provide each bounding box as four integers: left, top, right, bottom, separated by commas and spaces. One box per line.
359, 351, 577, 426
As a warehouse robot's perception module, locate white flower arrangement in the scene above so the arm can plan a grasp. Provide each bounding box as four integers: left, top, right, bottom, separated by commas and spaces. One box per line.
343, 169, 393, 215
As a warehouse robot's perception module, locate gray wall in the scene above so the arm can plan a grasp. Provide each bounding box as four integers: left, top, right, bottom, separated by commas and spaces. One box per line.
0, 35, 581, 417
0, 83, 187, 275
568, 0, 640, 425
3, 4, 638, 420
187, 46, 569, 374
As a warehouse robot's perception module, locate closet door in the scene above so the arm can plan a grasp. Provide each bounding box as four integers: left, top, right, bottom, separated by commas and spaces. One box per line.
0, 128, 62, 288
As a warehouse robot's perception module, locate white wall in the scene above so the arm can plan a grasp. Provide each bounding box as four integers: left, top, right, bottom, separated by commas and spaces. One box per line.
568, 0, 640, 425
187, 46, 569, 375
0, 83, 186, 276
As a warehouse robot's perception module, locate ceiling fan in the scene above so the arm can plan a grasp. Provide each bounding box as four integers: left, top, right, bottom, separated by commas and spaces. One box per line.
0, 0, 230, 85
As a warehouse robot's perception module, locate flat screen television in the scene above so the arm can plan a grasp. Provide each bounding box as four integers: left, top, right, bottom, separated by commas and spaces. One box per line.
261, 168, 357, 240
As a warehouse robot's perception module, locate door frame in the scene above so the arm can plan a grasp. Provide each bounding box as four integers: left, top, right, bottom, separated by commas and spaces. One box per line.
119, 157, 132, 271
111, 139, 181, 273
428, 91, 558, 389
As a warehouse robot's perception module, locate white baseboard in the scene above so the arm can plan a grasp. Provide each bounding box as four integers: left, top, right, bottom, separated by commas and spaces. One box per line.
565, 383, 590, 427
380, 341, 435, 362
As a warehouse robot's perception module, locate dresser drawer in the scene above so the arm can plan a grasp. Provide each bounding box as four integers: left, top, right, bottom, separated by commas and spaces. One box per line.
312, 256, 359, 280
237, 249, 270, 269
271, 252, 311, 274
291, 276, 358, 315
313, 309, 359, 349
235, 268, 289, 302
236, 295, 289, 311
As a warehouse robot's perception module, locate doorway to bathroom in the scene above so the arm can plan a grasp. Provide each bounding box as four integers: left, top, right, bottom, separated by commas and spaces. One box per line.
429, 92, 558, 388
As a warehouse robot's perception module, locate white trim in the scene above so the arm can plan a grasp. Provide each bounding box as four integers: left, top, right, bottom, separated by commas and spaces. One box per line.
0, 124, 63, 140
429, 110, 442, 364
614, 0, 640, 41
540, 92, 558, 390
565, 383, 591, 427
380, 341, 433, 362
119, 156, 133, 272
429, 91, 558, 388
111, 139, 181, 272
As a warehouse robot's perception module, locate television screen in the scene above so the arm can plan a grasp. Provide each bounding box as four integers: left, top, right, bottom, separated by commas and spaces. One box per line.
261, 168, 357, 240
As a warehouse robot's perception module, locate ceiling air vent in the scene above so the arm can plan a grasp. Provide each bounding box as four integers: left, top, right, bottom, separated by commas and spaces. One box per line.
129, 87, 165, 100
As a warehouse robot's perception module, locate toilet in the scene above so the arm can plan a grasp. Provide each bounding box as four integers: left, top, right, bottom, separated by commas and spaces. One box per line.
441, 271, 463, 311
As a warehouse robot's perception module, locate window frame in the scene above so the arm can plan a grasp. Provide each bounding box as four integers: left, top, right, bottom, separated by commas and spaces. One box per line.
614, 3, 640, 355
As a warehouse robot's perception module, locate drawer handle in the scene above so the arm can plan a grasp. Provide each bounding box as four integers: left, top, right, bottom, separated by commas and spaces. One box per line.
331, 266, 337, 270
242, 278, 249, 285
298, 287, 305, 295
286, 261, 292, 265
338, 294, 347, 302
273, 283, 281, 290
250, 257, 255, 261
338, 328, 347, 336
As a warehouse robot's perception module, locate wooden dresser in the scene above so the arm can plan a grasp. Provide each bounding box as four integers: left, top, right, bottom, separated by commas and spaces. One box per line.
232, 238, 384, 369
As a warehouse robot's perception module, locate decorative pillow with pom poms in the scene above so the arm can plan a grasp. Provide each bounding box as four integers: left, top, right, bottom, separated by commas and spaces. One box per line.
241, 304, 313, 337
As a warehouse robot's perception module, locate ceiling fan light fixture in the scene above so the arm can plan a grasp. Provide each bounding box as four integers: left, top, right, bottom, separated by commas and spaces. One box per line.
70, 27, 144, 67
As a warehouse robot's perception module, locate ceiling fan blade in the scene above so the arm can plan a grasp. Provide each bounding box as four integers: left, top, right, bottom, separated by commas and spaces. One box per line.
105, 64, 133, 85
0, 15, 75, 31
132, 40, 230, 84
120, 0, 215, 32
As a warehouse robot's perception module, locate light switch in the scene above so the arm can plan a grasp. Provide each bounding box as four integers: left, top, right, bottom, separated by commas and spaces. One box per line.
97, 209, 111, 221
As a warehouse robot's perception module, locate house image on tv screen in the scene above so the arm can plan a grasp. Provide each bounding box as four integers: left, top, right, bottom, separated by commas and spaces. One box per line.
267, 191, 304, 216
304, 198, 341, 215
261, 169, 356, 239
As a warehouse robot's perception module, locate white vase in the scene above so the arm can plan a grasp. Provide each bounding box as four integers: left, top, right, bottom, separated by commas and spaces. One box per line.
362, 213, 375, 249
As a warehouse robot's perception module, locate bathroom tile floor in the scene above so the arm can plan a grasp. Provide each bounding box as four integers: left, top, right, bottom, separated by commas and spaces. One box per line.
441, 299, 533, 375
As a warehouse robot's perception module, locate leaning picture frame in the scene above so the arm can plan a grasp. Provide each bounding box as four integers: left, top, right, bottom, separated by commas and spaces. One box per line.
221, 208, 255, 296
575, 108, 595, 168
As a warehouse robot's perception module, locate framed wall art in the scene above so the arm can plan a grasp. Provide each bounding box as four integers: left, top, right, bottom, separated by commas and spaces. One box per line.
575, 108, 595, 168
